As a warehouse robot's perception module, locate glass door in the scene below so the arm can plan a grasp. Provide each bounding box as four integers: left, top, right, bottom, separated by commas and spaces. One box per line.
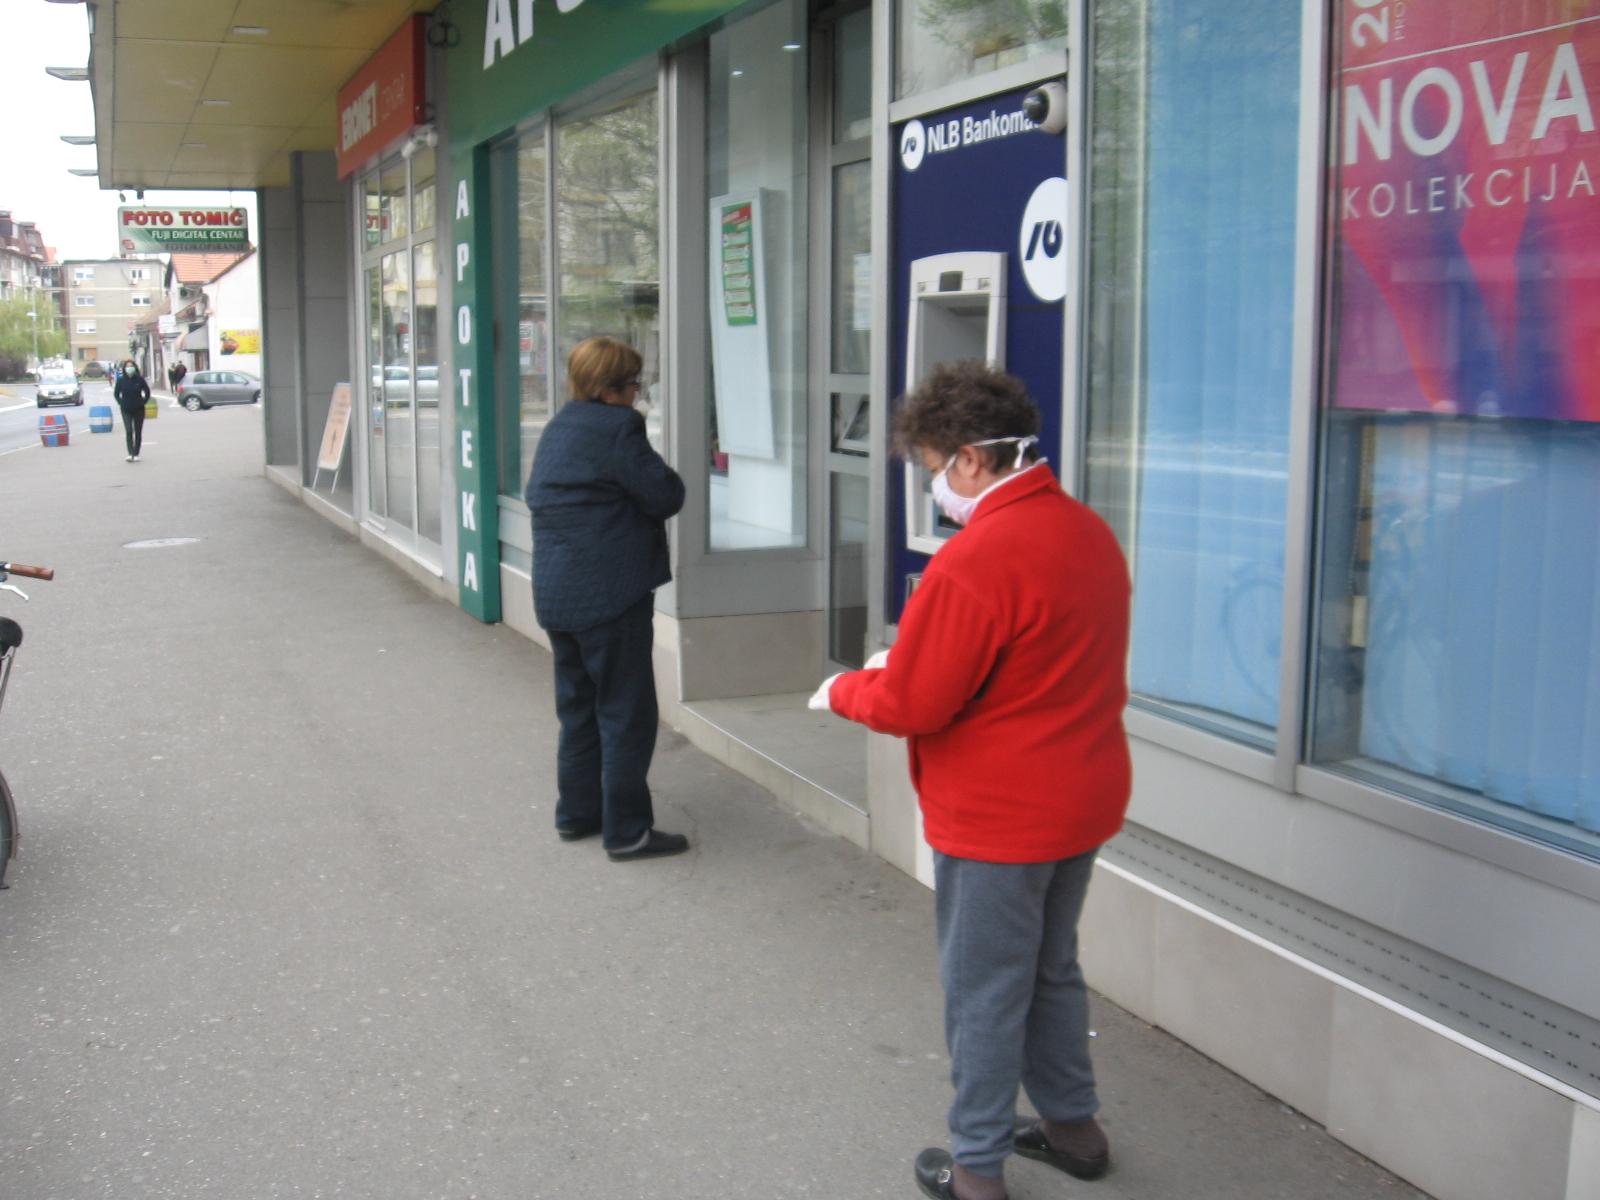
381, 246, 416, 534
820, 5, 873, 668
364, 265, 387, 519
356, 150, 445, 563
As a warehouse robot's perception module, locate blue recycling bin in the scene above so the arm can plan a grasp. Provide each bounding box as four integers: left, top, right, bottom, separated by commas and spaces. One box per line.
89, 405, 114, 434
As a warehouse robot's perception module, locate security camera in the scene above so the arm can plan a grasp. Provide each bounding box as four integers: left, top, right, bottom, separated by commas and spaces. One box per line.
1023, 80, 1068, 135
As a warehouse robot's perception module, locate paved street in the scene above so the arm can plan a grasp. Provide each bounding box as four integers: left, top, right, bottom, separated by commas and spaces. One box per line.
0, 380, 118, 457
0, 409, 1427, 1199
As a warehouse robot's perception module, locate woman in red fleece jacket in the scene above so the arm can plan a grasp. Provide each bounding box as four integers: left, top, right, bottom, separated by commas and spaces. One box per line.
812, 361, 1131, 1200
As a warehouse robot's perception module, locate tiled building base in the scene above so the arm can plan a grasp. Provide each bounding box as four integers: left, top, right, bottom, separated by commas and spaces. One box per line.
1080, 861, 1600, 1200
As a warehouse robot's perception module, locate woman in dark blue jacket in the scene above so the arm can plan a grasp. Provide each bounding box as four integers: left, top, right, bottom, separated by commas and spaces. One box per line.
525, 337, 689, 861
113, 359, 151, 462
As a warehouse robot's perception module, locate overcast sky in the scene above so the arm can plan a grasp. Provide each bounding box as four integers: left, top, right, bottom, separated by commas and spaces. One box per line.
0, 2, 257, 262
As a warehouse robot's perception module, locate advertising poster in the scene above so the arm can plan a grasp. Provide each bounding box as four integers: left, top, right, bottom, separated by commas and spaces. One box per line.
117, 206, 251, 253
220, 329, 260, 355
707, 191, 775, 459
1332, 2, 1600, 421
317, 383, 353, 472
719, 203, 757, 327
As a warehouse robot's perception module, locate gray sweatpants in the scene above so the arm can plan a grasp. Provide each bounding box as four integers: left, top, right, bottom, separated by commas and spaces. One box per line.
934, 848, 1100, 1177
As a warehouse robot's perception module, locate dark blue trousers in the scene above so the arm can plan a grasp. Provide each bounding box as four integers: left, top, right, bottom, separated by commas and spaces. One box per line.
549, 593, 658, 850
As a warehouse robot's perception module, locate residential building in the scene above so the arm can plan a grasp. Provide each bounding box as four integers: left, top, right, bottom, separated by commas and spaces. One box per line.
64, 257, 164, 369
0, 210, 48, 300
203, 250, 261, 380
130, 251, 253, 382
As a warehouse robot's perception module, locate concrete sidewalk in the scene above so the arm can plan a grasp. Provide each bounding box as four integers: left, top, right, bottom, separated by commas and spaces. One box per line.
0, 409, 1428, 1199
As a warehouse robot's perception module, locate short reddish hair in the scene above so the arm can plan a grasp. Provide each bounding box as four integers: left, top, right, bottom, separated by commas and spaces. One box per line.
566, 337, 642, 402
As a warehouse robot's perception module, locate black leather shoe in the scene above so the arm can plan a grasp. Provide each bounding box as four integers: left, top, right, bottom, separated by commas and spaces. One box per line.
606, 829, 690, 861
556, 823, 600, 842
914, 1148, 1007, 1200
1013, 1119, 1110, 1180
914, 1148, 960, 1200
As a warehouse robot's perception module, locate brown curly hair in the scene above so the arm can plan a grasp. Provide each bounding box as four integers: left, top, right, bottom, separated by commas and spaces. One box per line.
892, 360, 1041, 472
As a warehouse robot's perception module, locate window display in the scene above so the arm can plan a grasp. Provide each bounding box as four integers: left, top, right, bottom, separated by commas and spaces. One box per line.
1082, 0, 1304, 741
1311, 2, 1600, 854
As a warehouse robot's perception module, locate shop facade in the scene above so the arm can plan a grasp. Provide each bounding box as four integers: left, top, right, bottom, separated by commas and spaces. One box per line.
263, 2, 1600, 1196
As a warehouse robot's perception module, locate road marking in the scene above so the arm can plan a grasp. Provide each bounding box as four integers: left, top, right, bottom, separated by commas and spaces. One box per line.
0, 401, 38, 415
0, 443, 40, 458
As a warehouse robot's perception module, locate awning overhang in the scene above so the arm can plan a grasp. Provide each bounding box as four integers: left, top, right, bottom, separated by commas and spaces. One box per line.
87, 0, 435, 191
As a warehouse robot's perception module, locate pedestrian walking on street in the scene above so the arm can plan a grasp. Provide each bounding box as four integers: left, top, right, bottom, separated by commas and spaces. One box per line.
114, 358, 151, 462
810, 361, 1133, 1200
524, 336, 691, 861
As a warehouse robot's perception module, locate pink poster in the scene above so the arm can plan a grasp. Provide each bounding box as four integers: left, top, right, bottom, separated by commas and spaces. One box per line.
1332, 2, 1600, 421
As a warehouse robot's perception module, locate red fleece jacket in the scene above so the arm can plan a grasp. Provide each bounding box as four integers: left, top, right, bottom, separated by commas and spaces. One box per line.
830, 466, 1132, 862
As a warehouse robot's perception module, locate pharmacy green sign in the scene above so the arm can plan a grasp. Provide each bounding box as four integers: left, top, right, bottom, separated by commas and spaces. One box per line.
445, 0, 746, 149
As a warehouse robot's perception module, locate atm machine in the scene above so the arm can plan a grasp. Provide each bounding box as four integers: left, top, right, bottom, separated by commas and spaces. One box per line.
883, 82, 1071, 885
902, 251, 1007, 556
889, 84, 1070, 619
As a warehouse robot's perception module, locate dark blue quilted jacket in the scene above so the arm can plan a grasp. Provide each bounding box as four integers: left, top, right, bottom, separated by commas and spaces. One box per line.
525, 400, 685, 633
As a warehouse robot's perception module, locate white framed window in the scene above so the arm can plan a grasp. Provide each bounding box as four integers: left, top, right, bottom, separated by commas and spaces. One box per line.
131, 294, 152, 307
74, 294, 96, 307
75, 320, 96, 334
73, 266, 95, 282
128, 267, 150, 281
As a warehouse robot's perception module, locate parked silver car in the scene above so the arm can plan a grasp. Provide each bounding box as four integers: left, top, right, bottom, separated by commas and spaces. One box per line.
177, 370, 261, 411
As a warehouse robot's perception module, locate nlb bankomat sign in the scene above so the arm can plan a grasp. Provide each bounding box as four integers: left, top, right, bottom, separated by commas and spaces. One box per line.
118, 207, 250, 253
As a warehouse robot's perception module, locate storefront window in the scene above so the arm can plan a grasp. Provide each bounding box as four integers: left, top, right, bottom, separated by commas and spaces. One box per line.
381, 248, 414, 532
360, 152, 444, 558
555, 91, 660, 436
705, 0, 809, 550
365, 266, 386, 517
831, 159, 870, 378
1310, 4, 1600, 857
413, 239, 440, 544
834, 7, 872, 143
896, 0, 1065, 99
363, 178, 382, 250
1081, 0, 1303, 743
380, 158, 409, 243
493, 126, 551, 499
412, 146, 436, 233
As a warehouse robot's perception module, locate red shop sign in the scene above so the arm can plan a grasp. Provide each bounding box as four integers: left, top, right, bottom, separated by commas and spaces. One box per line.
336, 14, 427, 179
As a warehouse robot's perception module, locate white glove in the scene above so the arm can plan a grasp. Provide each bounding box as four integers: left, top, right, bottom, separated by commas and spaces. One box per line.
807, 672, 844, 713
864, 648, 890, 670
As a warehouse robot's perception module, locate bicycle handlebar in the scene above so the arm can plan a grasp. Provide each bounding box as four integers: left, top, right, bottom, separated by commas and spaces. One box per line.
0, 563, 53, 581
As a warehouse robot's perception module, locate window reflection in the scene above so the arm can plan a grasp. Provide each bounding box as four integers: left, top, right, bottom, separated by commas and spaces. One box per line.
1081, 0, 1302, 743
494, 128, 551, 498
381, 248, 414, 532
896, 0, 1067, 98
380, 157, 408, 243
413, 240, 440, 543
705, 0, 809, 550
556, 92, 660, 447
412, 146, 436, 232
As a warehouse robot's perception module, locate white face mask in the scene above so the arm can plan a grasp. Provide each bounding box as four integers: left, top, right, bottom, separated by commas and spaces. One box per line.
930, 436, 1040, 526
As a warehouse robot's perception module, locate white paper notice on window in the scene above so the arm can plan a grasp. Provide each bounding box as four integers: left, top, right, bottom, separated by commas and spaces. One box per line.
852, 252, 873, 332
